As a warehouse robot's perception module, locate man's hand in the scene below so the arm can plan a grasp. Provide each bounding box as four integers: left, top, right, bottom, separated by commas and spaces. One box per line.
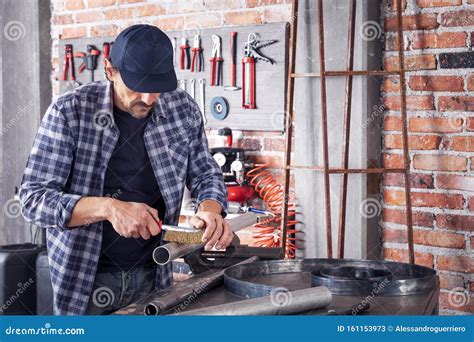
106, 199, 162, 239
189, 200, 232, 251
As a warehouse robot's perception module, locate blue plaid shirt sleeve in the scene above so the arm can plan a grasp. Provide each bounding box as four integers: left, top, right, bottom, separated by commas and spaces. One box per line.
184, 96, 228, 215
19, 102, 81, 232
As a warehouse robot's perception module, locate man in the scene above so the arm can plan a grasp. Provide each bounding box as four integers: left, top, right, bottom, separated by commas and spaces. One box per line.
19, 24, 231, 315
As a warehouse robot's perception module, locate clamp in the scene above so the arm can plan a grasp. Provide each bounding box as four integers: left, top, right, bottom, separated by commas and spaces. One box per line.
209, 35, 223, 86
191, 35, 204, 72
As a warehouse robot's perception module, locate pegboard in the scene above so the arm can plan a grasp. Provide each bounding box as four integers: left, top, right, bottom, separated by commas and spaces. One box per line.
58, 22, 289, 132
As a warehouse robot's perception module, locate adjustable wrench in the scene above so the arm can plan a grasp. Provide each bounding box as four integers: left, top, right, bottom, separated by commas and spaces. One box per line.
189, 78, 196, 100
199, 78, 207, 125
179, 79, 186, 92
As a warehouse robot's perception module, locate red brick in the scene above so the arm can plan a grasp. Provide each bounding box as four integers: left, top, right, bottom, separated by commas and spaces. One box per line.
385, 35, 409, 51
469, 197, 474, 211
153, 17, 185, 31
439, 292, 473, 313
384, 54, 436, 71
443, 137, 474, 152
236, 138, 262, 151
467, 75, 474, 91
118, 0, 144, 3
413, 154, 467, 171
409, 76, 464, 92
417, 0, 461, 7
224, 11, 262, 25
414, 230, 465, 249
384, 190, 464, 209
468, 118, 474, 131
439, 96, 474, 112
439, 273, 464, 290
409, 117, 463, 133
385, 13, 439, 31
383, 154, 405, 168
383, 248, 434, 268
412, 32, 466, 49
440, 10, 474, 27
185, 13, 222, 28
388, 0, 407, 11
438, 255, 474, 273
262, 6, 291, 23
384, 134, 440, 150
383, 208, 434, 227
52, 14, 74, 25
384, 116, 403, 131
264, 138, 286, 152
88, 0, 115, 7
382, 228, 408, 243
90, 24, 117, 37
383, 95, 434, 111
246, 0, 291, 7
104, 8, 133, 20
437, 174, 474, 192
136, 4, 166, 17
382, 76, 401, 92
65, 0, 84, 10
59, 27, 87, 39
383, 173, 434, 189
74, 11, 104, 24
436, 214, 474, 232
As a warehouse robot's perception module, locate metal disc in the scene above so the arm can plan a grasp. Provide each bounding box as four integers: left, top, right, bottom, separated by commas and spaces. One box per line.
223, 259, 438, 298
210, 96, 229, 120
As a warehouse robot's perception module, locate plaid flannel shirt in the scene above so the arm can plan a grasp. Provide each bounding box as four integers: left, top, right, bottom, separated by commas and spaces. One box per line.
19, 80, 227, 315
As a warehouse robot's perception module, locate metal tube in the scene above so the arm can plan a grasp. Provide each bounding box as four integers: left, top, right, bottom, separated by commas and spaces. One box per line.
395, 0, 415, 264
144, 256, 259, 315
317, 0, 333, 258
338, 0, 357, 259
173, 286, 332, 316
153, 242, 201, 266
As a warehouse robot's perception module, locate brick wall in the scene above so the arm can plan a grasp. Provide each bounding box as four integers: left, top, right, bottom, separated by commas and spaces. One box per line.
50, 0, 290, 173
50, 0, 473, 314
382, 0, 473, 314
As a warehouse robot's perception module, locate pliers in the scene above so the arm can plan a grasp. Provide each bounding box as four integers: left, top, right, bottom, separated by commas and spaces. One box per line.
191, 35, 204, 72
180, 37, 191, 70
243, 33, 278, 64
209, 35, 223, 86
62, 44, 75, 81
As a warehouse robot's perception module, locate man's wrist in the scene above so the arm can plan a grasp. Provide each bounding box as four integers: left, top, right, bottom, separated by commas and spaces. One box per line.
100, 197, 115, 221
197, 200, 222, 215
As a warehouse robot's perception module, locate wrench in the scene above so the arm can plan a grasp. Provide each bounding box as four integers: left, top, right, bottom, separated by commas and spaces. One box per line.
172, 37, 177, 67
189, 78, 195, 100
179, 79, 186, 92
199, 78, 207, 125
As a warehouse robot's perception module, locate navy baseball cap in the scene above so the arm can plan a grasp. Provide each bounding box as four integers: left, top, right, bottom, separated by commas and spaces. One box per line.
109, 24, 177, 93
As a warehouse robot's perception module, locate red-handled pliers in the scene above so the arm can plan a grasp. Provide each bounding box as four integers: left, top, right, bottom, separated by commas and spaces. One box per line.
191, 35, 204, 72
209, 35, 223, 86
180, 37, 191, 70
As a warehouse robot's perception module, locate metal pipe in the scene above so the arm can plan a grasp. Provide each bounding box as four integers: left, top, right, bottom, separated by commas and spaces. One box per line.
173, 286, 332, 315
153, 213, 259, 266
152, 242, 200, 266
144, 256, 259, 315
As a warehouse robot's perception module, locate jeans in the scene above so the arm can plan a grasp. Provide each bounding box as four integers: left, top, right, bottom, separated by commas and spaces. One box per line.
85, 264, 157, 315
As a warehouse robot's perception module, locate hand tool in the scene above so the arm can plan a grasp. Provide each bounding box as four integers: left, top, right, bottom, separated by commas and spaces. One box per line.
224, 32, 240, 91
179, 37, 191, 70
178, 79, 186, 91
189, 78, 195, 99
143, 256, 258, 315
153, 212, 259, 265
75, 45, 100, 82
173, 286, 332, 316
209, 35, 223, 86
62, 44, 75, 81
102, 42, 111, 65
242, 33, 278, 109
191, 35, 204, 72
210, 96, 229, 121
172, 37, 177, 67
199, 78, 207, 124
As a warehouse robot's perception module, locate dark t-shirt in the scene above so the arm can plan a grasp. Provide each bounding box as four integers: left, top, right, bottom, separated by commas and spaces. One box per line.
98, 106, 166, 272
